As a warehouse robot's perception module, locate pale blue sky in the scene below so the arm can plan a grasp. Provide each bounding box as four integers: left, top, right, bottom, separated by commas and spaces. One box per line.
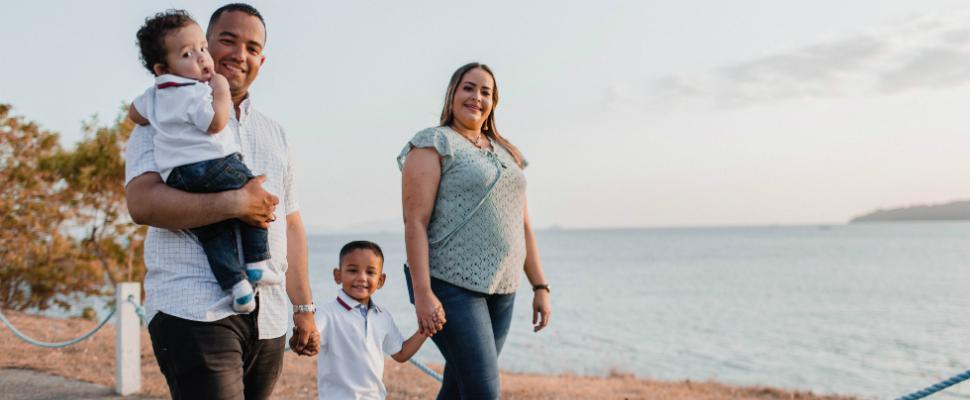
3, 1, 969, 231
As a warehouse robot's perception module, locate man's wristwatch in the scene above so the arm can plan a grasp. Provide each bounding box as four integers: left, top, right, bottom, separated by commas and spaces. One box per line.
293, 303, 316, 314
532, 284, 551, 293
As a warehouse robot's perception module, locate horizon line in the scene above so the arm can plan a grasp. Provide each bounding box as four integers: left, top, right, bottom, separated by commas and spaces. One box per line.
304, 219, 970, 236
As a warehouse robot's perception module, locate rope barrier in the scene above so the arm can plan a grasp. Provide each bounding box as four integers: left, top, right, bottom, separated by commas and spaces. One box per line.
125, 295, 145, 322
896, 369, 970, 400
7, 296, 966, 394
0, 306, 115, 348
409, 358, 444, 382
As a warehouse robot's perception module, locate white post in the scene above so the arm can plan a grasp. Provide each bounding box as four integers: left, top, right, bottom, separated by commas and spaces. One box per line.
115, 282, 141, 395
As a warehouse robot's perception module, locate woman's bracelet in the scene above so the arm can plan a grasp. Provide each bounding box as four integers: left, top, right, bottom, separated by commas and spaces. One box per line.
532, 284, 551, 293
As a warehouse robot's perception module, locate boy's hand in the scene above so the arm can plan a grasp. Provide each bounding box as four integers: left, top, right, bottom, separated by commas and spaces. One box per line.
209, 73, 230, 95
290, 313, 319, 356
414, 291, 446, 336
128, 104, 149, 126
206, 73, 231, 133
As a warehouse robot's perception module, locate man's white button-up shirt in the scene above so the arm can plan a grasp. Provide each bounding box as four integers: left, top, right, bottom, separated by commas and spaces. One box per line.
124, 96, 299, 339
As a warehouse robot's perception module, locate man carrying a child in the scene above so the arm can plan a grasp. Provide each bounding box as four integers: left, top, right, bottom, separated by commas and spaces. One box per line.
125, 3, 319, 399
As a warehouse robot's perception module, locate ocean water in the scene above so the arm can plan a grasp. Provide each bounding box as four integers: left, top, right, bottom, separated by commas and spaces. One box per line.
307, 222, 970, 399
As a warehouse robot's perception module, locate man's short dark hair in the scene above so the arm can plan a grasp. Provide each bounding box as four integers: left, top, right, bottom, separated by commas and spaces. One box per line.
339, 241, 385, 267
136, 9, 197, 75
208, 3, 266, 39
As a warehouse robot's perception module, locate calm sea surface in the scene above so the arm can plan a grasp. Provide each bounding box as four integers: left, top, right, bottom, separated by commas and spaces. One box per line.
307, 222, 970, 399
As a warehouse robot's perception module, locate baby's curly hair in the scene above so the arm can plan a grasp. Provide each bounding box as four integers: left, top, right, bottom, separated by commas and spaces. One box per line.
136, 9, 197, 75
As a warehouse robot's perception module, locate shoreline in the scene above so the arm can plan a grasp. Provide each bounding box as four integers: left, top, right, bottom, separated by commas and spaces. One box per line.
0, 310, 858, 399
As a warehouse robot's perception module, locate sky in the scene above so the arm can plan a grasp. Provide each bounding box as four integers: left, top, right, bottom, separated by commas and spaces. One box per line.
2, 1, 969, 232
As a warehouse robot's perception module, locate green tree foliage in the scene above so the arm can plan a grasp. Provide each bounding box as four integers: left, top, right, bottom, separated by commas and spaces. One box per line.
0, 104, 146, 313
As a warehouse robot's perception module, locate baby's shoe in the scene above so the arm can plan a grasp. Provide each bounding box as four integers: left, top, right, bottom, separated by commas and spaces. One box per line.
232, 280, 256, 313
246, 260, 281, 285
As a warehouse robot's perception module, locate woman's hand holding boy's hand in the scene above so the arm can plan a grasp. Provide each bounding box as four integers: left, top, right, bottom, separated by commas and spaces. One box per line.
414, 290, 446, 336
532, 289, 551, 332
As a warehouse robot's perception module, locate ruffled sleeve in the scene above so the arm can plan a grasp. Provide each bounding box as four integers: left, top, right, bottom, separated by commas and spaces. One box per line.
396, 126, 453, 171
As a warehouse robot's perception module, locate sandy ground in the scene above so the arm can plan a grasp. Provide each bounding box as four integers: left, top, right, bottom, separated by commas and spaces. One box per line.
0, 310, 858, 399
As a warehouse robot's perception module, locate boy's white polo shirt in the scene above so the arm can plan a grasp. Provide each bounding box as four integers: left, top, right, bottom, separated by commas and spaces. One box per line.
132, 74, 239, 181
316, 289, 405, 400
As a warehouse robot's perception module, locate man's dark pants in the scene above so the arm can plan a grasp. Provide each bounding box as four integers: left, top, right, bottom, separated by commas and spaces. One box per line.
147, 297, 284, 400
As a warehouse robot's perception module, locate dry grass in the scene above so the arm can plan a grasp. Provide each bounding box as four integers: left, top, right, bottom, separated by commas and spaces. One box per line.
0, 310, 857, 399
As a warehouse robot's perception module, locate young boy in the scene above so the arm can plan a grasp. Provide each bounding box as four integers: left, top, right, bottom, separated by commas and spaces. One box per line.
316, 241, 429, 400
129, 10, 277, 313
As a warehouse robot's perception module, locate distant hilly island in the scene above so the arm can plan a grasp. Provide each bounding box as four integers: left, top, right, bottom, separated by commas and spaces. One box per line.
850, 200, 970, 223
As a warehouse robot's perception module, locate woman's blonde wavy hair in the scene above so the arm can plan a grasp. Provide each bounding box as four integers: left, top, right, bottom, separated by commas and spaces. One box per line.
439, 62, 525, 168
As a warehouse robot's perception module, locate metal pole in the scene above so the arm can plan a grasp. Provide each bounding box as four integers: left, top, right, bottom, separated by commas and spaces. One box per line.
115, 282, 141, 395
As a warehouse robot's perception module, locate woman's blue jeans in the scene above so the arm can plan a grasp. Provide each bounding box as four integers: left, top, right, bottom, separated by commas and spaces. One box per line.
406, 267, 515, 400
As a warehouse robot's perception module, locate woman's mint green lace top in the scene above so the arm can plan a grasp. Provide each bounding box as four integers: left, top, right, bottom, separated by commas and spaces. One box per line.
398, 126, 527, 294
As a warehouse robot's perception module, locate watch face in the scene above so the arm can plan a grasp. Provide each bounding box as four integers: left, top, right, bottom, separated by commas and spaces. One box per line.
294, 304, 316, 313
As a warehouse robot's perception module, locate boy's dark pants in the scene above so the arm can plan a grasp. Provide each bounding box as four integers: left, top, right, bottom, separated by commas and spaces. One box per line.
166, 153, 270, 291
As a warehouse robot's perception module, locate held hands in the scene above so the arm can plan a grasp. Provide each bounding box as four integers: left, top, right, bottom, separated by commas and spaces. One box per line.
414, 291, 446, 337
289, 312, 319, 356
234, 176, 279, 228
532, 289, 551, 332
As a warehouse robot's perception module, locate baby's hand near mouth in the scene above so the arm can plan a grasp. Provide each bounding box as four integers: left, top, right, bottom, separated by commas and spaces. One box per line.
209, 73, 230, 95
206, 72, 232, 134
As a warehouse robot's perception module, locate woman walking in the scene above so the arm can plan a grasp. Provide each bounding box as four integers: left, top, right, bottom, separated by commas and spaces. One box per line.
398, 62, 552, 399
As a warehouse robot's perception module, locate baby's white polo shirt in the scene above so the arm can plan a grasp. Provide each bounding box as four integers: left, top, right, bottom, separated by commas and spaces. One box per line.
132, 74, 239, 181
316, 289, 405, 400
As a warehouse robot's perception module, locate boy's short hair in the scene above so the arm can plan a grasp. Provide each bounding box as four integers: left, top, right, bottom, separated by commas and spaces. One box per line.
339, 241, 385, 267
136, 9, 197, 75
